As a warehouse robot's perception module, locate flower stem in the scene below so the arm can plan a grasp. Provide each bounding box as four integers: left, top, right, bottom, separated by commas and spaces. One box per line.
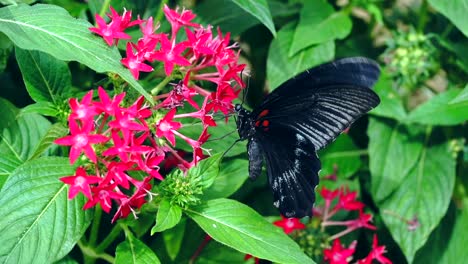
78, 240, 115, 264
328, 227, 356, 241
151, 75, 173, 95
95, 224, 122, 252
155, 0, 169, 23
88, 206, 103, 247
98, 0, 112, 19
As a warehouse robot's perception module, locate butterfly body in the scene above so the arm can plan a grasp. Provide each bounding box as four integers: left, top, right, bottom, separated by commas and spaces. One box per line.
235, 57, 381, 218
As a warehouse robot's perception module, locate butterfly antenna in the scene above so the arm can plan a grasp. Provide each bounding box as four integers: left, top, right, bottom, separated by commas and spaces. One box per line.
221, 138, 242, 159
240, 70, 250, 108
206, 129, 238, 142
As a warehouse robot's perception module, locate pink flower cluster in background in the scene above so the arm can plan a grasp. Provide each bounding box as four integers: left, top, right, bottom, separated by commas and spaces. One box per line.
267, 183, 392, 264
55, 5, 245, 221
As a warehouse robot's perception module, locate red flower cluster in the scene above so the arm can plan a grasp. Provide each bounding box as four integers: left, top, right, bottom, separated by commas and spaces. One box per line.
56, 5, 245, 221
316, 186, 391, 264
318, 186, 375, 240
324, 235, 391, 264
273, 215, 306, 234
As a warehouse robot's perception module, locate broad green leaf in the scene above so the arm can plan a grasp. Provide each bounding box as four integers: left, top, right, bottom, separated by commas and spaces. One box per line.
449, 84, 468, 104
196, 240, 246, 264
0, 98, 52, 187
187, 153, 222, 190
20, 101, 58, 117
370, 71, 407, 120
151, 199, 182, 234
0, 4, 152, 103
290, 0, 351, 55
230, 0, 276, 37
185, 199, 314, 264
0, 157, 92, 264
381, 138, 455, 262
267, 22, 334, 90
54, 256, 79, 264
438, 199, 468, 263
115, 232, 161, 264
15, 47, 70, 103
0, 32, 13, 73
0, 0, 35, 5
368, 117, 425, 203
195, 0, 262, 36
28, 123, 68, 160
202, 158, 249, 200
319, 134, 362, 179
414, 201, 468, 264
428, 0, 468, 37
405, 89, 468, 125
162, 218, 186, 261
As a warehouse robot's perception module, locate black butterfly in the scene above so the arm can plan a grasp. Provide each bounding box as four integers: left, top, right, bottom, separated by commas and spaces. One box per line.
235, 57, 380, 218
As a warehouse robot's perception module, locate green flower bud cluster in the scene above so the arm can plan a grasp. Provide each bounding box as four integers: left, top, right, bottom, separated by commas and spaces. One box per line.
294, 229, 330, 261
449, 138, 465, 159
158, 170, 203, 208
384, 28, 439, 91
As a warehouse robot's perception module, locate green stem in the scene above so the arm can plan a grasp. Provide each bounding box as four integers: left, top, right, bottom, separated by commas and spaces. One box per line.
151, 75, 173, 95
78, 240, 115, 264
155, 0, 170, 23
98, 0, 112, 19
417, 0, 429, 33
95, 224, 123, 252
88, 206, 103, 247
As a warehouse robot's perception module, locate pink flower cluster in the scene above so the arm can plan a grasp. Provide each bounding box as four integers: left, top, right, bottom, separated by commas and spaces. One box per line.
55, 5, 245, 221
324, 235, 392, 264
266, 179, 391, 264
317, 186, 391, 264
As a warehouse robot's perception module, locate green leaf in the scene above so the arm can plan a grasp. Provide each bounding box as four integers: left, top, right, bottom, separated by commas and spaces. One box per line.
230, 0, 276, 37
0, 157, 93, 264
0, 99, 52, 187
187, 153, 222, 190
151, 199, 182, 234
381, 135, 455, 262
202, 158, 249, 200
368, 117, 425, 203
414, 201, 468, 264
115, 232, 161, 264
449, 84, 468, 104
162, 218, 186, 261
28, 123, 68, 160
0, 4, 152, 103
196, 240, 246, 264
195, 0, 262, 37
405, 89, 468, 125
20, 101, 58, 117
15, 47, 70, 103
370, 71, 407, 120
319, 134, 362, 179
290, 0, 351, 56
267, 22, 334, 90
185, 199, 314, 264
428, 0, 468, 37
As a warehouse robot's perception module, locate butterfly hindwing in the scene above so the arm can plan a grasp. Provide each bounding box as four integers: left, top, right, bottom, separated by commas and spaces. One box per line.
253, 125, 320, 218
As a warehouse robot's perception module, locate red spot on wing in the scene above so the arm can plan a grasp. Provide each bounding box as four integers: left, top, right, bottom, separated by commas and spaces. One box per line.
259, 109, 269, 118
255, 121, 260, 127
262, 120, 270, 127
